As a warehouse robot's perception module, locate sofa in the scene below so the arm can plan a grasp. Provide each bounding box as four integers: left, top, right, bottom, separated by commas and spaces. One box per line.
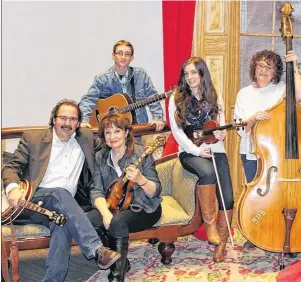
2, 126, 203, 265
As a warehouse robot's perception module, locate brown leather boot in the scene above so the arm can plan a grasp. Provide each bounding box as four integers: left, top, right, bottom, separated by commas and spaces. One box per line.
213, 209, 233, 263
95, 246, 121, 270
197, 184, 221, 245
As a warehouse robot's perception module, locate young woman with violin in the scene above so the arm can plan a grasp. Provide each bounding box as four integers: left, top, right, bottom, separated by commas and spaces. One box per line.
86, 114, 162, 282
234, 49, 301, 249
169, 57, 234, 263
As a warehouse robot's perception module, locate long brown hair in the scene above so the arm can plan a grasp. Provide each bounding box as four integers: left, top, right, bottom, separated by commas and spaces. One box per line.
174, 57, 219, 129
98, 114, 137, 156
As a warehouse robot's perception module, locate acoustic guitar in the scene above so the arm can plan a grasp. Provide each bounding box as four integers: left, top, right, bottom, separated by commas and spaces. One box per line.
89, 89, 174, 127
2, 180, 67, 226
105, 136, 166, 214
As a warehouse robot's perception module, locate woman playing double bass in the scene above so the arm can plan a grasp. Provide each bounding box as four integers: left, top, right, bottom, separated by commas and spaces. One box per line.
234, 49, 301, 248
169, 57, 234, 263
86, 114, 162, 282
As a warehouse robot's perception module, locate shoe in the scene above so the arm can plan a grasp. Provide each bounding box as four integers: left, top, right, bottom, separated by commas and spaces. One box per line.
213, 209, 233, 263
197, 184, 221, 245
96, 246, 121, 270
108, 237, 129, 282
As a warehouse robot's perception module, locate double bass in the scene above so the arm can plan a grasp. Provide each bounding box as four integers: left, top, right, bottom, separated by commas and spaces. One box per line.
237, 2, 301, 265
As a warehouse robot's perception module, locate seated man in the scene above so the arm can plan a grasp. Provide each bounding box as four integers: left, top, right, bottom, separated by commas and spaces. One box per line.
79, 39, 165, 131
2, 99, 120, 282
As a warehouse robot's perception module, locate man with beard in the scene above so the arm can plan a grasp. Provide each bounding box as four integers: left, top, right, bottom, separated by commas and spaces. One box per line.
2, 99, 120, 282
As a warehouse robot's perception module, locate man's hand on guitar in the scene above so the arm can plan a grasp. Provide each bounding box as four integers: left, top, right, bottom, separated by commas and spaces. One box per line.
150, 120, 165, 132
80, 122, 92, 129
8, 187, 24, 207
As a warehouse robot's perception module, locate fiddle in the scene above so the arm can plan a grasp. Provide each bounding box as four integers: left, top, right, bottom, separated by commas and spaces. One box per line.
105, 136, 166, 214
185, 120, 246, 146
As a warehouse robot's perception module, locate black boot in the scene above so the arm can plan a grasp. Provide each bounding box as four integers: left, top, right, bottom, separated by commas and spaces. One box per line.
97, 229, 110, 248
108, 237, 129, 282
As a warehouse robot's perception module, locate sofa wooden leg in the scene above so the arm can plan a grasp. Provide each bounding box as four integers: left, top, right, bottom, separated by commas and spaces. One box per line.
158, 242, 175, 265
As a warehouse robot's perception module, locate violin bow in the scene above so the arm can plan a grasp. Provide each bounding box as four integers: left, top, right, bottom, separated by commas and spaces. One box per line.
210, 147, 234, 248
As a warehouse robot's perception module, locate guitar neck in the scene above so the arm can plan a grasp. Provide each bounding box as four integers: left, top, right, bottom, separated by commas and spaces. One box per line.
120, 92, 169, 114
18, 200, 52, 217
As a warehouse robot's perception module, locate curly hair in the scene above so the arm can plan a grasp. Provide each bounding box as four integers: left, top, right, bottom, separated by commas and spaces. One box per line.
49, 99, 82, 126
249, 50, 283, 84
174, 57, 219, 129
113, 40, 134, 56
98, 114, 137, 156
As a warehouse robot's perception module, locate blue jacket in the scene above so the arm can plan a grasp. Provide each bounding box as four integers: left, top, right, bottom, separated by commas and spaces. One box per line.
79, 66, 164, 124
90, 144, 162, 213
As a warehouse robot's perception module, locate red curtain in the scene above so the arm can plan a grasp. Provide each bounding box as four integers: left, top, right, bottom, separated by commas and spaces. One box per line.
162, 0, 196, 156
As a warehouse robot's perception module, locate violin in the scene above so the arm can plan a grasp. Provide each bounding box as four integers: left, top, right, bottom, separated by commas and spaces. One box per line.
105, 136, 166, 214
185, 120, 247, 146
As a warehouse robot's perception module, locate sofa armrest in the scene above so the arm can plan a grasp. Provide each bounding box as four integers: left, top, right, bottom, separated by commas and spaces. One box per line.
171, 160, 198, 219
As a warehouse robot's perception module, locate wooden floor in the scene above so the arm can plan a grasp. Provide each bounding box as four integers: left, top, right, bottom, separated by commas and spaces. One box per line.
8, 246, 98, 282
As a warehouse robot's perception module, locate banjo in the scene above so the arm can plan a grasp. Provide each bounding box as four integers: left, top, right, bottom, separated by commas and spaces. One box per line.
2, 180, 67, 226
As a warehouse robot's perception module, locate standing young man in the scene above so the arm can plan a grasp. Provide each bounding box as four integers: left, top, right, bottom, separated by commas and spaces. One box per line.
2, 99, 120, 282
79, 40, 165, 131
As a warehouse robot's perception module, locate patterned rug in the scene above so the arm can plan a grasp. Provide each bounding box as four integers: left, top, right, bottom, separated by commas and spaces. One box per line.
87, 229, 301, 282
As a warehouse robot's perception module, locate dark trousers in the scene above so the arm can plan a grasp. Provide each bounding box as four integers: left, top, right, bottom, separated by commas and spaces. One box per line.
86, 205, 162, 238
179, 152, 234, 210
240, 154, 257, 183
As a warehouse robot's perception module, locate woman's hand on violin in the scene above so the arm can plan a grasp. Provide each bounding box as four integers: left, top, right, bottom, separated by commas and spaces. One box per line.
213, 130, 226, 141
199, 147, 212, 158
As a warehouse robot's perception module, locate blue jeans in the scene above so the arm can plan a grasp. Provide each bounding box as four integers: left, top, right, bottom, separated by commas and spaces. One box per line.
240, 154, 257, 183
31, 188, 102, 282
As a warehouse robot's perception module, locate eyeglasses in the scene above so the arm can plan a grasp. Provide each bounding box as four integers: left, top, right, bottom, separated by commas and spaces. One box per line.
256, 63, 274, 72
115, 51, 132, 58
56, 116, 78, 123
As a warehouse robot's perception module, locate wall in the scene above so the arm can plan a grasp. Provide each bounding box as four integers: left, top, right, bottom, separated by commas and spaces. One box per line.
2, 1, 164, 128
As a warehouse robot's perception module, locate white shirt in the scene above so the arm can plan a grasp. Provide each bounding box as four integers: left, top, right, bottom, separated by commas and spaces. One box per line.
168, 94, 226, 156
6, 130, 85, 197
234, 81, 285, 160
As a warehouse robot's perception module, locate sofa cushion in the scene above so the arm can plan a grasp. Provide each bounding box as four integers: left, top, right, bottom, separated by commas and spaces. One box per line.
2, 224, 50, 240
153, 195, 190, 226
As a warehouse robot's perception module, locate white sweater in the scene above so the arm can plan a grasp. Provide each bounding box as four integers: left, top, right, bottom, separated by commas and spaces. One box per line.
234, 81, 285, 160
168, 94, 226, 156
